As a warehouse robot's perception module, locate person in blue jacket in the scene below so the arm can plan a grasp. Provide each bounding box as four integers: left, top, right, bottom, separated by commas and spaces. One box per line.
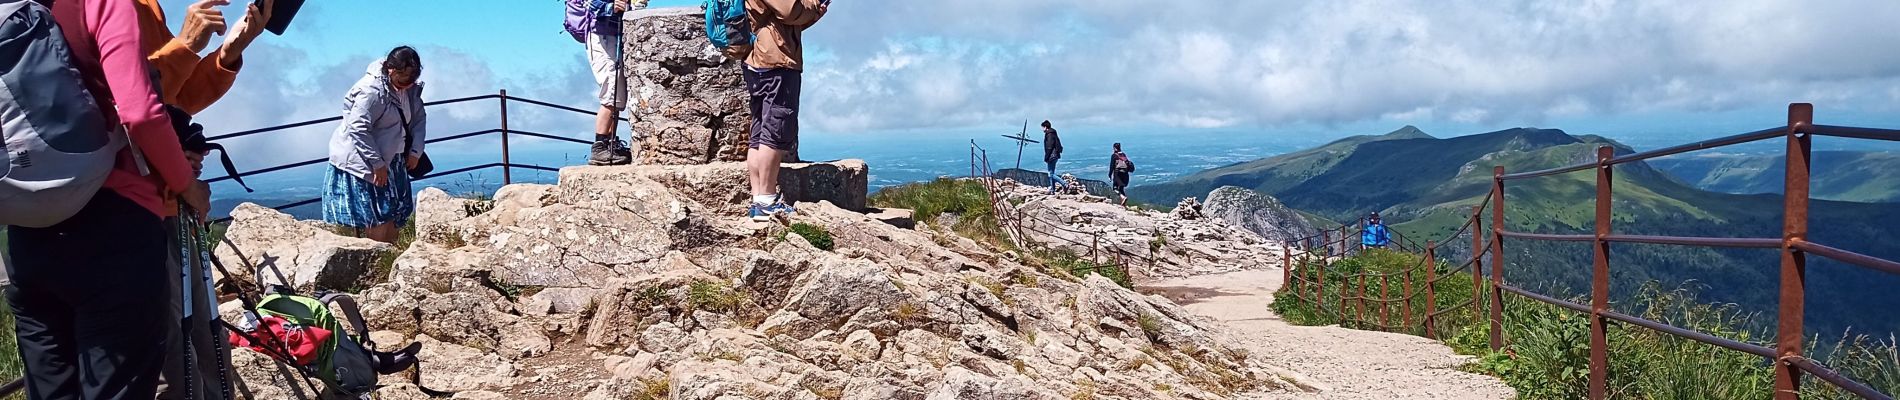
1363, 212, 1391, 249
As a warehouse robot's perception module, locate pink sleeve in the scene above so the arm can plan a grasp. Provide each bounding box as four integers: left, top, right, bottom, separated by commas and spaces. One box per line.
88, 0, 194, 193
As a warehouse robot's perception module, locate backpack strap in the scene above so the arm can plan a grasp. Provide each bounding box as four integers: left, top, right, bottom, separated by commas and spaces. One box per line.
317, 293, 374, 349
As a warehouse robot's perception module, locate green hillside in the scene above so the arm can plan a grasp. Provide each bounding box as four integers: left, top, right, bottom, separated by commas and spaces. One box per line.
1135, 125, 1434, 206
1136, 127, 1900, 338
1650, 151, 1900, 203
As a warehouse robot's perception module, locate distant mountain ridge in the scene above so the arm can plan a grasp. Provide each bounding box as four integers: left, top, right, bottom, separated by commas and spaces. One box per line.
1650, 151, 1900, 203
1134, 126, 1900, 338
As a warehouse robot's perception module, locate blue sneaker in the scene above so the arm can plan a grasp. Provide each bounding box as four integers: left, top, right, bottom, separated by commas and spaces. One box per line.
764, 200, 798, 217
747, 203, 771, 222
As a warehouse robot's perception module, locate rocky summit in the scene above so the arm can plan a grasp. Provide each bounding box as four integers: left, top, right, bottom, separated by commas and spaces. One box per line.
211, 160, 1313, 400
997, 179, 1292, 280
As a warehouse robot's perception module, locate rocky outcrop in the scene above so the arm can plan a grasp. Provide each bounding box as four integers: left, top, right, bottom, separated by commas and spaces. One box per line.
993, 168, 1113, 197
217, 161, 1306, 399
623, 7, 798, 165
999, 179, 1288, 279
1200, 186, 1320, 243
212, 203, 396, 292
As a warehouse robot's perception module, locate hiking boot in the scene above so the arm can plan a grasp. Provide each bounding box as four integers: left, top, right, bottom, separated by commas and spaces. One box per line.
588, 137, 632, 166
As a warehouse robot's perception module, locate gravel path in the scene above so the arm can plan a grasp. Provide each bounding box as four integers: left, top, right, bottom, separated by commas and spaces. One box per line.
1144, 269, 1514, 399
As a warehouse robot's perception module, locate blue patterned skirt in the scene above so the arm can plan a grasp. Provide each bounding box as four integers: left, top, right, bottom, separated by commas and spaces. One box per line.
321, 165, 413, 228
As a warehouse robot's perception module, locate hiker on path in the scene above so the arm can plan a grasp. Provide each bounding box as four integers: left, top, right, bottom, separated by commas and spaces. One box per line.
324, 47, 427, 244
8, 0, 208, 398
577, 0, 646, 166
1109, 143, 1134, 206
743, 0, 828, 221
136, 0, 273, 115
1042, 120, 1063, 194
1363, 212, 1391, 249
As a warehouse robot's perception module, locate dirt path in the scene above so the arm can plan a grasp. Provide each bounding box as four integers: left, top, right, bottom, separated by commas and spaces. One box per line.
1143, 269, 1514, 399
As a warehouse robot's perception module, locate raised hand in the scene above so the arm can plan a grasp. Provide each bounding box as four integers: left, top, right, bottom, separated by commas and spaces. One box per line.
178, 0, 231, 53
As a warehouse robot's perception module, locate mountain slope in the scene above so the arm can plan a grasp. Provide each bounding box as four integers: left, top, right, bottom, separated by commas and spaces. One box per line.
1650, 151, 1900, 203
1136, 127, 1900, 339
1136, 126, 1434, 205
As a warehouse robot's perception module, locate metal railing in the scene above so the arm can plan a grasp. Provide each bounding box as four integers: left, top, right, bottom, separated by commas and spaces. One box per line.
1282, 103, 1899, 400
204, 90, 605, 223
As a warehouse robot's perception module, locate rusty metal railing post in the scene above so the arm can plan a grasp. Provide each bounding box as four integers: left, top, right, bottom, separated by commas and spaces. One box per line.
499, 89, 512, 185
1356, 273, 1369, 325
1774, 103, 1814, 400
1425, 241, 1439, 339
1489, 166, 1507, 351
1398, 246, 1413, 331
1380, 274, 1392, 329
1589, 146, 1616, 400
1283, 245, 1293, 293
1471, 205, 1485, 322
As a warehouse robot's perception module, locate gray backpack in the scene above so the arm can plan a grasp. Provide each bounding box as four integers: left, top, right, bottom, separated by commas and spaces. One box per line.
0, 0, 126, 228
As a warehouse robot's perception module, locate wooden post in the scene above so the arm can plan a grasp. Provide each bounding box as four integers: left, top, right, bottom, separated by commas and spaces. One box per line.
1356, 274, 1368, 325
1588, 146, 1615, 400
1471, 206, 1485, 325
1413, 242, 1430, 333
1773, 103, 1814, 400
1490, 166, 1507, 351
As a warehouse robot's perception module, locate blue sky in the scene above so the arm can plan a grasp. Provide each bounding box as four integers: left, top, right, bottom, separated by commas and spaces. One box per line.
165, 0, 1900, 170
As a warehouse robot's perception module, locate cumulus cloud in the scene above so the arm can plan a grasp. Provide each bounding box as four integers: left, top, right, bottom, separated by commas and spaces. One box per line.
799, 0, 1900, 132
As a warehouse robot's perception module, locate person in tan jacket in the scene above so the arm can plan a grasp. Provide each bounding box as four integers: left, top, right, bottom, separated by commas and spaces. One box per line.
742, 0, 827, 221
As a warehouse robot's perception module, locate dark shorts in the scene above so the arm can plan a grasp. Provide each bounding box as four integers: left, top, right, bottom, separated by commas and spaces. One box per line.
744, 67, 801, 151
1112, 172, 1130, 192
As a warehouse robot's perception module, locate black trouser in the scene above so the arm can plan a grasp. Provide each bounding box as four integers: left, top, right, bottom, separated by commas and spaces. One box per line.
6, 191, 168, 400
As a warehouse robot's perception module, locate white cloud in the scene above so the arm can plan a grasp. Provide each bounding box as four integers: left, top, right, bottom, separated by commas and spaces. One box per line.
798, 0, 1900, 132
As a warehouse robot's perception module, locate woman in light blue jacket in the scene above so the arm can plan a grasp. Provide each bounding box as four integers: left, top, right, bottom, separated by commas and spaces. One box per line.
323, 46, 426, 243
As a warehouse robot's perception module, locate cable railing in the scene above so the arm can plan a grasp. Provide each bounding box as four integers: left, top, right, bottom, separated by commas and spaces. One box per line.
1281, 103, 1899, 400
204, 90, 606, 223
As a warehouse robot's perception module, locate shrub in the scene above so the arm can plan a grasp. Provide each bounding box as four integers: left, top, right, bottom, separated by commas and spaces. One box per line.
784, 222, 835, 251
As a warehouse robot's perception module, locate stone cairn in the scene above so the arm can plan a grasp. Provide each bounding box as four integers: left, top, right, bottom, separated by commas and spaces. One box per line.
622, 7, 797, 165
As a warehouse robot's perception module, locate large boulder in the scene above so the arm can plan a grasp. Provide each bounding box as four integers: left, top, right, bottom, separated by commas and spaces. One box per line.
1201, 186, 1321, 243
623, 7, 798, 164
558, 161, 869, 213
213, 203, 396, 291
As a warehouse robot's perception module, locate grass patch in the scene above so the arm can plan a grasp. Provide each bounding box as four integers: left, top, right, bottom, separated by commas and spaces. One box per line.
778, 222, 834, 251
0, 298, 19, 392
632, 377, 670, 400
1030, 249, 1132, 289
870, 179, 1010, 247
1270, 250, 1900, 399
687, 280, 748, 314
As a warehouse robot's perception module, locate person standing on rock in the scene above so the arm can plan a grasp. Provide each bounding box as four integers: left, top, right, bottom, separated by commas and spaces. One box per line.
742, 0, 828, 221
1362, 212, 1391, 249
580, 0, 644, 166
323, 47, 426, 244
1042, 120, 1064, 194
1109, 143, 1135, 206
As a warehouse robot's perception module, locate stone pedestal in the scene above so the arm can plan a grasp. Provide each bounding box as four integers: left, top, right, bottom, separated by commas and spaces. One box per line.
622, 8, 797, 165
558, 160, 869, 212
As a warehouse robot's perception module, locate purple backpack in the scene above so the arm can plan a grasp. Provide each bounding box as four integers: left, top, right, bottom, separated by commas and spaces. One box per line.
565, 0, 620, 43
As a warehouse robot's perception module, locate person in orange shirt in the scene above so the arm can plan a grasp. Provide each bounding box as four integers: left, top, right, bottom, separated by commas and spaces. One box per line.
137, 0, 273, 116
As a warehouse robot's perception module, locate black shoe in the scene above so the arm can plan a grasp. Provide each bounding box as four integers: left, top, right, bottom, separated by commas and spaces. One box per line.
371, 342, 422, 375
589, 137, 632, 166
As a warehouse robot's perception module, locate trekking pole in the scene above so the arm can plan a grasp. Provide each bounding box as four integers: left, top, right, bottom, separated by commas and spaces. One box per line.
179, 205, 238, 400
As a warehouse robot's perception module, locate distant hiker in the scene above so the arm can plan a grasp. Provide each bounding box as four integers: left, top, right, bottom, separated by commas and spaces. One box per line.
742, 0, 828, 221
1363, 212, 1391, 249
1042, 120, 1064, 194
137, 0, 274, 115
569, 0, 646, 165
1110, 143, 1135, 206
6, 0, 209, 398
324, 47, 427, 244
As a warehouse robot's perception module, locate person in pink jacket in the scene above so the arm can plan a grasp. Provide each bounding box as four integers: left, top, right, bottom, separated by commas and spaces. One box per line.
6, 0, 208, 398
